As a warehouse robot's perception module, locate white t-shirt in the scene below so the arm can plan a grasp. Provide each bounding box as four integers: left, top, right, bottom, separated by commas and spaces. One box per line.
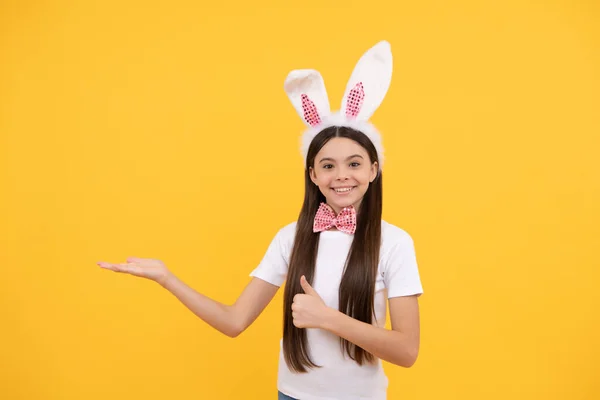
249, 220, 424, 400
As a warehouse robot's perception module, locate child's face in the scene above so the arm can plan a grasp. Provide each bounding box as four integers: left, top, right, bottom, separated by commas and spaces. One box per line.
309, 137, 378, 214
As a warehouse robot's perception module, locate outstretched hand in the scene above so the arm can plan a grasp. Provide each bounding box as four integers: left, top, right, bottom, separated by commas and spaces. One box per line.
97, 257, 172, 287
291, 275, 333, 329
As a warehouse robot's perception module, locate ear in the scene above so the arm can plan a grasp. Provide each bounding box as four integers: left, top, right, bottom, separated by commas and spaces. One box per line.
309, 166, 318, 185
341, 41, 393, 121
284, 69, 331, 127
370, 161, 379, 182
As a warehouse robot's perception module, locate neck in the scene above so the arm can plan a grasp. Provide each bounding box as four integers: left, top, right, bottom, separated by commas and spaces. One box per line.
327, 201, 361, 216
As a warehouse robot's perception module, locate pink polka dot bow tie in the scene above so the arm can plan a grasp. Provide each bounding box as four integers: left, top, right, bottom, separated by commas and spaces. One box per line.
313, 202, 357, 234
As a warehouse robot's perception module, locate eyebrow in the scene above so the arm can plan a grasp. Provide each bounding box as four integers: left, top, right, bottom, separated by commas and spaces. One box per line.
318, 154, 364, 163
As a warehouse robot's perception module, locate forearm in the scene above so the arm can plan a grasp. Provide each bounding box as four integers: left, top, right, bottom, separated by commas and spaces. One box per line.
323, 309, 418, 367
160, 273, 240, 337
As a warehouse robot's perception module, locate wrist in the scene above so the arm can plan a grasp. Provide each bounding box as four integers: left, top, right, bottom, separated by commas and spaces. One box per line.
158, 271, 175, 289
321, 307, 342, 332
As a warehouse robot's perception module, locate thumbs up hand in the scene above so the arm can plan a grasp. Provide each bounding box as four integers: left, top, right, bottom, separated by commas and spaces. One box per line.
291, 275, 333, 329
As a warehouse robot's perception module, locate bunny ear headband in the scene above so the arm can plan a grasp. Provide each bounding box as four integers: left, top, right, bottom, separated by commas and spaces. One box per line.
284, 40, 393, 170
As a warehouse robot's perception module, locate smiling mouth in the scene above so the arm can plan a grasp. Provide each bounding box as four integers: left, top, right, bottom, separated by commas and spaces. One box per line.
332, 186, 356, 194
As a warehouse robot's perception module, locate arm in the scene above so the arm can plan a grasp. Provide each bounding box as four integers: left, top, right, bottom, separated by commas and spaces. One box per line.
97, 256, 279, 338
323, 295, 420, 367
162, 274, 279, 338
293, 277, 421, 367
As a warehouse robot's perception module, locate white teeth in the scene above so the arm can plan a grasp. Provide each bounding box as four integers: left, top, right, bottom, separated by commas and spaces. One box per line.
334, 187, 353, 193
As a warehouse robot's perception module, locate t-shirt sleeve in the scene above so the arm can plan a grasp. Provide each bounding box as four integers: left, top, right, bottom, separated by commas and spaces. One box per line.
249, 226, 292, 287
383, 232, 424, 298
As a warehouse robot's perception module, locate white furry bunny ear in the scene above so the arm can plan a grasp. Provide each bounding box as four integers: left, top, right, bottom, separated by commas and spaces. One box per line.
341, 40, 393, 121
284, 69, 331, 127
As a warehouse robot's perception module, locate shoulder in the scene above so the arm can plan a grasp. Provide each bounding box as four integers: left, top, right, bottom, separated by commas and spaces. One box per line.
277, 221, 297, 239
269, 221, 297, 248
378, 221, 423, 296
380, 220, 416, 256
381, 220, 414, 245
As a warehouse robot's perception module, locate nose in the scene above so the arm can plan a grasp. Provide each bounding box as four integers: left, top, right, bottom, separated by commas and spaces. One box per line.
335, 166, 350, 180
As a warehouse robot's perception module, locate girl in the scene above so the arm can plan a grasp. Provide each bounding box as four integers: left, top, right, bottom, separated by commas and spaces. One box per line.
97, 41, 423, 400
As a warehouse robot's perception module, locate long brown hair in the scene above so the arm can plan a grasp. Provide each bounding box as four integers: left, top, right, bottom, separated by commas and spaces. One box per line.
282, 126, 383, 373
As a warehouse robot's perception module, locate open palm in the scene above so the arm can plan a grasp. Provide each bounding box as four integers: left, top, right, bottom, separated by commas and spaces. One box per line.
97, 257, 171, 286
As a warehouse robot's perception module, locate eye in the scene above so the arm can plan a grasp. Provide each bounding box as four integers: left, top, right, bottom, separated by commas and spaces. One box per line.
322, 164, 334, 169
350, 162, 361, 167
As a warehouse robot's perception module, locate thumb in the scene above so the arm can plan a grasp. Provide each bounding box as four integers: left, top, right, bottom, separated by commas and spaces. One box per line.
300, 275, 319, 297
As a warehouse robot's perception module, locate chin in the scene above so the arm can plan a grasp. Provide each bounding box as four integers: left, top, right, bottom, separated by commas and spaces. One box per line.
327, 197, 358, 209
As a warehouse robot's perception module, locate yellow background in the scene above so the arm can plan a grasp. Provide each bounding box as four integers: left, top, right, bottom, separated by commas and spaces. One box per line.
1, 0, 598, 399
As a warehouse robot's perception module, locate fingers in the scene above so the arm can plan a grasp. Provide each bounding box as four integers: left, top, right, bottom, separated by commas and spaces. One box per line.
126, 257, 152, 263
97, 261, 137, 273
118, 263, 137, 273
300, 275, 318, 297
292, 311, 301, 328
97, 261, 114, 270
